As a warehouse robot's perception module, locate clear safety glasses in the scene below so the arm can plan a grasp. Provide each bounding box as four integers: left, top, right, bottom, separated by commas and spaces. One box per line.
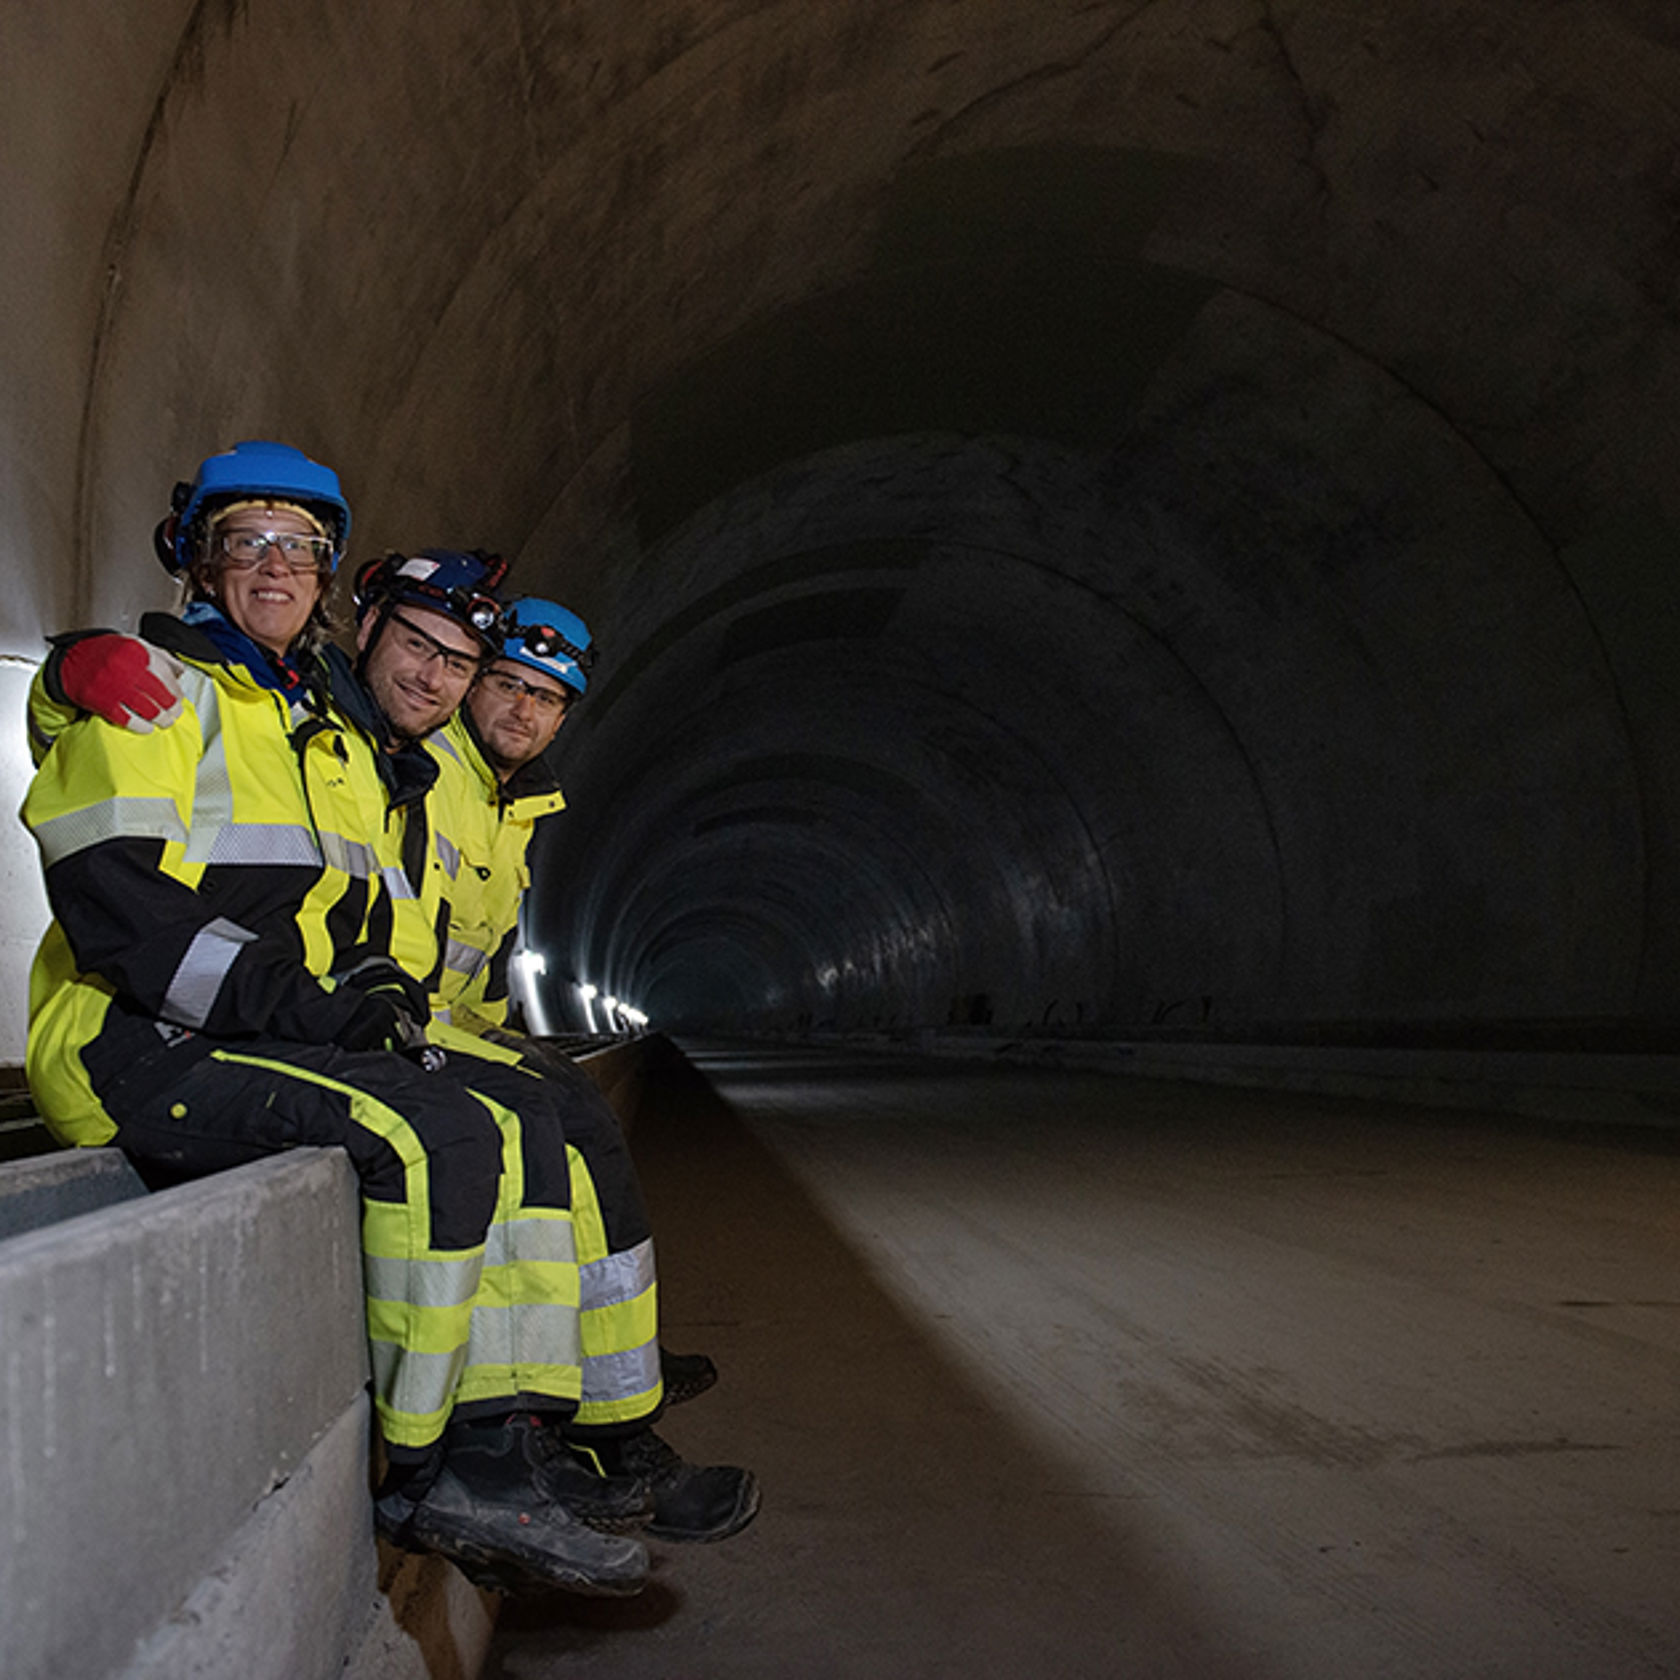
218, 530, 333, 572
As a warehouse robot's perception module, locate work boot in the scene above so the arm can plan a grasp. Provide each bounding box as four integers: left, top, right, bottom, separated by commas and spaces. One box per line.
577, 1427, 760, 1544
374, 1447, 648, 1598
660, 1346, 719, 1407
513, 1413, 657, 1532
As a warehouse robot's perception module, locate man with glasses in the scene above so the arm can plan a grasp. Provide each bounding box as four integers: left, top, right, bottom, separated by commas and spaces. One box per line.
264, 548, 754, 1547
421, 597, 758, 1545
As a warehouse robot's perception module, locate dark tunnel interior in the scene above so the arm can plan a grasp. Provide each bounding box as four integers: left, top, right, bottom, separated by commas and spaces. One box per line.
5, 0, 1680, 1049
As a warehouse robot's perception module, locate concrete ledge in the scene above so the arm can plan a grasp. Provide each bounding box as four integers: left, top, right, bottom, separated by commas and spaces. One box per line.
0, 1145, 146, 1239
0, 1038, 666, 1680
576, 1033, 662, 1134
0, 1148, 368, 1680
811, 1031, 1680, 1128
121, 1396, 376, 1680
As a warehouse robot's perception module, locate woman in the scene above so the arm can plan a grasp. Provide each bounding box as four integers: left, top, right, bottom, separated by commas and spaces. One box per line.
23, 441, 648, 1597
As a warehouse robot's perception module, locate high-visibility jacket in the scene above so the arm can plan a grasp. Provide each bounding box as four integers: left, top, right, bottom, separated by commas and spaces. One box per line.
21, 614, 600, 1449
423, 710, 565, 1029
22, 614, 430, 1143
421, 714, 662, 1426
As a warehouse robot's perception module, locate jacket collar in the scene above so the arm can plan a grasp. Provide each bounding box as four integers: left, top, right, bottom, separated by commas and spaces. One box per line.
173, 601, 313, 695
448, 708, 566, 812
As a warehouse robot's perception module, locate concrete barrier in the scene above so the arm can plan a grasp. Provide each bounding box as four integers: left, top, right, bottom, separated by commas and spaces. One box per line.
0, 1145, 146, 1239
0, 1148, 370, 1680
0, 1035, 661, 1680
810, 1030, 1680, 1129
576, 1033, 657, 1133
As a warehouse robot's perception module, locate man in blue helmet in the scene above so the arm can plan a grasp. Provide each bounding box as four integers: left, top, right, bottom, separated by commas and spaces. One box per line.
419, 598, 757, 1543
231, 540, 756, 1547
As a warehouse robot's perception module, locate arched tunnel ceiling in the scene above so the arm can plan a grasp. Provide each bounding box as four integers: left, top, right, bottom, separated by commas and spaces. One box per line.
7, 0, 1680, 1035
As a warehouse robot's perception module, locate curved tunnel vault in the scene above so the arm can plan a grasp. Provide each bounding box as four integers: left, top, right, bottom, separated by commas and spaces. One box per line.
5, 0, 1680, 1052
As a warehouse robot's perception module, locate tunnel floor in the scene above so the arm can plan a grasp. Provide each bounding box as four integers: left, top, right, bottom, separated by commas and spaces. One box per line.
486, 1044, 1680, 1679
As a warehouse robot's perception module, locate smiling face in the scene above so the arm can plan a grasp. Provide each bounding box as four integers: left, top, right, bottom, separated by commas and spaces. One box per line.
358, 601, 484, 739
201, 503, 330, 655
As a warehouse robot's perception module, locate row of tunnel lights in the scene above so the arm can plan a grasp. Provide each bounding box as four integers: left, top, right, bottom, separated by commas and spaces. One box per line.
510, 950, 649, 1033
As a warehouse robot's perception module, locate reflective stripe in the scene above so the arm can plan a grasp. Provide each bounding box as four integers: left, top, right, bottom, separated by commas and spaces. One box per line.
204, 821, 322, 867
434, 830, 461, 877
443, 936, 486, 979
317, 830, 381, 878
161, 916, 259, 1028
580, 1342, 662, 1408
486, 1213, 578, 1270
462, 1300, 582, 1383
32, 796, 188, 866
368, 1338, 470, 1442
579, 1238, 656, 1313
382, 864, 417, 901
363, 1249, 488, 1311
183, 687, 233, 863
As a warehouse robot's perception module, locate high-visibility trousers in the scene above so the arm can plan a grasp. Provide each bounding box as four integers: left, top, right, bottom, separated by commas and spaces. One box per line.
86, 1030, 582, 1457
477, 1027, 662, 1433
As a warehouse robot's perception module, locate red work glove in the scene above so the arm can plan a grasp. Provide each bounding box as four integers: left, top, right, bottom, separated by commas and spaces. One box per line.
52, 633, 185, 732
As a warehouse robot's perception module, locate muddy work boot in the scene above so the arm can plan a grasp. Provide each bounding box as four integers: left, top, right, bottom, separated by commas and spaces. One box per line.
377, 1424, 649, 1597
514, 1413, 657, 1532
660, 1346, 719, 1407
576, 1427, 760, 1544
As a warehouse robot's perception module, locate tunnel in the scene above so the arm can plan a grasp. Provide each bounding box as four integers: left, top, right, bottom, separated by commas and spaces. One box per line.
4, 2, 1680, 1675
6, 0, 1679, 1046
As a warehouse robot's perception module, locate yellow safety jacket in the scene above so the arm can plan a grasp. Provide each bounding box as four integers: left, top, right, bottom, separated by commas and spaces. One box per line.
22, 614, 430, 1143
423, 710, 565, 1029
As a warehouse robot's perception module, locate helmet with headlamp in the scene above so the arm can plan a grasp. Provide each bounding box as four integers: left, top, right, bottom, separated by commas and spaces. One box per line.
499, 597, 596, 697
352, 548, 509, 652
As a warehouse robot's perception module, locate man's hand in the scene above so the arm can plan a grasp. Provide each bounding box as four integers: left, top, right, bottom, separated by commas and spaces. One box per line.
329, 956, 437, 1059
53, 634, 186, 732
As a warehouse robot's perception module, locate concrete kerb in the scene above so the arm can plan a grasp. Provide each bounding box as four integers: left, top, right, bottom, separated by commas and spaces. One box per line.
0, 1145, 146, 1239
0, 1034, 663, 1680
802, 1030, 1680, 1129
0, 1148, 368, 1680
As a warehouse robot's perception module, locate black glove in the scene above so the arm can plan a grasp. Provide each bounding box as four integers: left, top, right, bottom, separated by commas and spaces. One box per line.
331, 991, 415, 1053
329, 956, 431, 1054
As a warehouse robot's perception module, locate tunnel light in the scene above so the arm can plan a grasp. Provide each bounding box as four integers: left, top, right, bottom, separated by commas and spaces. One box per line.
577, 982, 598, 1000
509, 948, 551, 1036
603, 995, 619, 1012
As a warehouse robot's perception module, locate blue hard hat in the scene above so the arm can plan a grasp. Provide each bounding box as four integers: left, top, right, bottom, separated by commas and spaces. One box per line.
499, 597, 595, 696
353, 547, 509, 650
160, 440, 351, 574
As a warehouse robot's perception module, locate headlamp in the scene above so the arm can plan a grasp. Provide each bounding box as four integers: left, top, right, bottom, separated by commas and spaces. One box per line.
522, 623, 597, 673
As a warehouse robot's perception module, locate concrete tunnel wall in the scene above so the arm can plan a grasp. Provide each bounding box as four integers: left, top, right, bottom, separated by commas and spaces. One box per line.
4, 0, 1680, 1056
